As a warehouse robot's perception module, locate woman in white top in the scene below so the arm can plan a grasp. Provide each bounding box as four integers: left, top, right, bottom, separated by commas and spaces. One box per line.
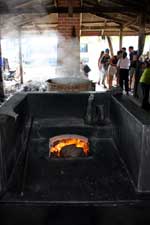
117, 52, 130, 95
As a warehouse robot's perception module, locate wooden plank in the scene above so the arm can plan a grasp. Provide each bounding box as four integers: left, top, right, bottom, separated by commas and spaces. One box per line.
14, 0, 35, 9
0, 36, 4, 100
98, 13, 139, 32
107, 36, 114, 56
18, 28, 23, 84
119, 25, 123, 50
138, 14, 146, 56
81, 31, 139, 36
124, 17, 137, 28
0, 6, 139, 15
82, 25, 121, 29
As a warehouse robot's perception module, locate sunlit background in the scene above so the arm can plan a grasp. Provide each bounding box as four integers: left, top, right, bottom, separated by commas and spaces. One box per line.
2, 33, 150, 85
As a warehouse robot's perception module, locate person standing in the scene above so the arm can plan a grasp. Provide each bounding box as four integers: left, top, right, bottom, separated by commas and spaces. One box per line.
129, 46, 136, 90
98, 48, 110, 88
97, 50, 104, 85
117, 52, 130, 95
121, 47, 126, 52
107, 55, 118, 89
116, 50, 123, 86
139, 61, 150, 110
133, 58, 145, 98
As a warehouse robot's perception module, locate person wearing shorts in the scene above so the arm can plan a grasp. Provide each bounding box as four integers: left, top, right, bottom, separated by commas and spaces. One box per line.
107, 56, 118, 89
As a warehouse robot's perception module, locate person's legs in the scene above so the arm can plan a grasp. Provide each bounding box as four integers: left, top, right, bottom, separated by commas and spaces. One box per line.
124, 69, 129, 94
97, 70, 102, 85
116, 68, 120, 86
98, 67, 104, 85
133, 74, 140, 98
129, 67, 135, 90
107, 75, 113, 89
107, 65, 113, 89
119, 69, 123, 90
101, 67, 107, 88
141, 83, 150, 109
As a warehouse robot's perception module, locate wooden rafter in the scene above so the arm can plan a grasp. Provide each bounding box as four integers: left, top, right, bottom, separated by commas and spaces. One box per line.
54, 0, 58, 7
107, 0, 144, 10
123, 17, 137, 28
14, 0, 35, 9
97, 13, 139, 32
0, 0, 150, 36
0, 6, 140, 15
82, 25, 121, 30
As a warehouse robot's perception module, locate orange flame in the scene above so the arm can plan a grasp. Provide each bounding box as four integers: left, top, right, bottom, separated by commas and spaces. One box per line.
50, 138, 89, 157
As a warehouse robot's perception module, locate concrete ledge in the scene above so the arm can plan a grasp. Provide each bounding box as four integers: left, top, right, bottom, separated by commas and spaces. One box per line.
111, 95, 150, 192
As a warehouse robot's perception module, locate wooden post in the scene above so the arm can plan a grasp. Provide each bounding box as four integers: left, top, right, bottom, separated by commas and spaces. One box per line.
138, 14, 145, 57
0, 21, 4, 101
107, 36, 114, 57
119, 25, 123, 50
18, 28, 23, 84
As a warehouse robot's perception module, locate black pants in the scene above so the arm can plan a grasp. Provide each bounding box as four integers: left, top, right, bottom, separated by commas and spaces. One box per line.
133, 74, 141, 97
141, 82, 150, 109
119, 69, 129, 92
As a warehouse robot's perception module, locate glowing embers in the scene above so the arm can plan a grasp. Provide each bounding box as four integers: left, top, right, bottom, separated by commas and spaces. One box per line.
49, 134, 89, 158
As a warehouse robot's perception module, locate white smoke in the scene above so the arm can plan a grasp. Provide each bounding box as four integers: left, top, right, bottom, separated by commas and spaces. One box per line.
56, 33, 81, 77
0, 0, 86, 86
0, 0, 48, 37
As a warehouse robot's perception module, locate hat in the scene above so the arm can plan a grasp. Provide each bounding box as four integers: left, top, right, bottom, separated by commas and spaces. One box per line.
105, 48, 109, 53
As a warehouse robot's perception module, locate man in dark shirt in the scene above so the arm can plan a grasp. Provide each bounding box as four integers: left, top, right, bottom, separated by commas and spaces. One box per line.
129, 46, 137, 90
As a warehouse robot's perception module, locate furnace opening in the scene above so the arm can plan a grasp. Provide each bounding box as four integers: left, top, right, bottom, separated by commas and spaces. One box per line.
49, 134, 89, 158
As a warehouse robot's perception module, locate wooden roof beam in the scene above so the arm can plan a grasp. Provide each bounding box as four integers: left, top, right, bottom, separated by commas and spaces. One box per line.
0, 6, 139, 15
46, 6, 139, 14
81, 31, 139, 36
82, 20, 105, 24
123, 17, 137, 28
98, 13, 139, 32
14, 0, 35, 9
95, 13, 123, 26
82, 22, 120, 26
109, 0, 143, 9
81, 25, 122, 30
84, 0, 143, 11
54, 0, 58, 7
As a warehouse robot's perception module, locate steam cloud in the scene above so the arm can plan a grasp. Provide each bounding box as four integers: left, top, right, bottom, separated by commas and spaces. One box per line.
0, 0, 86, 84
56, 33, 83, 78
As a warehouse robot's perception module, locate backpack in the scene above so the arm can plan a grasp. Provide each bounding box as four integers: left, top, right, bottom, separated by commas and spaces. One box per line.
83, 64, 91, 73
101, 55, 110, 70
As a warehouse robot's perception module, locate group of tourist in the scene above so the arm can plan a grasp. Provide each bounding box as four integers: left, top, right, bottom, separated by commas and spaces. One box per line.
97, 46, 150, 110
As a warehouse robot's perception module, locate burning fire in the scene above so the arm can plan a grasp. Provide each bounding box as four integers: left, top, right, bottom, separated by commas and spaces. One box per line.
50, 137, 89, 157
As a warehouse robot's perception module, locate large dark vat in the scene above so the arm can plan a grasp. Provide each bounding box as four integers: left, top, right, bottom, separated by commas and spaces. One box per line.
47, 77, 93, 91
0, 92, 150, 224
